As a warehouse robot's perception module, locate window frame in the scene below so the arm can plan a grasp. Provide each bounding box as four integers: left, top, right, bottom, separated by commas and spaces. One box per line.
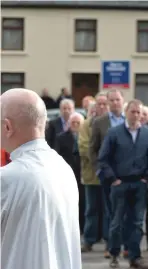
137, 20, 148, 53
1, 72, 25, 93
2, 17, 24, 51
134, 73, 148, 104
74, 19, 97, 52
135, 73, 148, 85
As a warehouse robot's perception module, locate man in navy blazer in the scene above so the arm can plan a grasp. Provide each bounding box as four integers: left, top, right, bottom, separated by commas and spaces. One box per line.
99, 100, 148, 269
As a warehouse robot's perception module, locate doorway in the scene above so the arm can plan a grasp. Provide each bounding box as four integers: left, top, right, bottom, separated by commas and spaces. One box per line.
71, 73, 99, 107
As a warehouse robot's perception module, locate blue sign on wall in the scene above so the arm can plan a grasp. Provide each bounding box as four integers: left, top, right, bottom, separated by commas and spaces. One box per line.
102, 61, 130, 89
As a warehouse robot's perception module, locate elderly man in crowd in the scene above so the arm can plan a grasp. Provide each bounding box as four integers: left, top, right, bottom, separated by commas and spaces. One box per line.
56, 112, 85, 234
1, 88, 82, 269
46, 99, 75, 149
79, 93, 109, 255
141, 106, 148, 126
99, 99, 148, 269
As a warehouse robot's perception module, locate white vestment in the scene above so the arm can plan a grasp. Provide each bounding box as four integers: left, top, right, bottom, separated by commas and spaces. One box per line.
1, 139, 82, 269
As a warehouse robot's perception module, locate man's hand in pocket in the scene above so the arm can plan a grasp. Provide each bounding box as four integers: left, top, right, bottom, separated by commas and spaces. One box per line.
112, 179, 122, 186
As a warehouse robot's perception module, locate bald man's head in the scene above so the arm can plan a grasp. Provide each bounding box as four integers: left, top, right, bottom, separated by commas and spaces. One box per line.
1, 88, 47, 152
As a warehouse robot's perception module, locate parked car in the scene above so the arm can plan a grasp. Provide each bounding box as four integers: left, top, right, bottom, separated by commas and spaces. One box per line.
46, 108, 86, 122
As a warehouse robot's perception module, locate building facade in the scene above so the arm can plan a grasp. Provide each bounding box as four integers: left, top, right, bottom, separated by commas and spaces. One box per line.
1, 1, 148, 106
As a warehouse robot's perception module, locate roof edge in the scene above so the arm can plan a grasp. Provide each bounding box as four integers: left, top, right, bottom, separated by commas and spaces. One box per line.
1, 1, 148, 10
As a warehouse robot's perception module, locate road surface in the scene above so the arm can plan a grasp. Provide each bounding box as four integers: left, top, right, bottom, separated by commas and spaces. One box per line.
82, 237, 148, 269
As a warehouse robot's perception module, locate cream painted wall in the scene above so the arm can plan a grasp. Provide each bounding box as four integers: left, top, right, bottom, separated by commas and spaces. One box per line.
1, 8, 148, 100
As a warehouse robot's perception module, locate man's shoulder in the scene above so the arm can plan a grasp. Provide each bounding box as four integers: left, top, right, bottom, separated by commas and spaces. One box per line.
0, 161, 23, 184
142, 125, 148, 132
93, 113, 109, 125
50, 117, 61, 125
107, 123, 125, 136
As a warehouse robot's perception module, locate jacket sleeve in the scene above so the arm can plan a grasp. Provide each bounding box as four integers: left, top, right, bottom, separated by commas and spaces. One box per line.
55, 135, 62, 156
89, 118, 102, 171
78, 119, 90, 158
98, 129, 116, 182
145, 148, 148, 181
45, 120, 55, 148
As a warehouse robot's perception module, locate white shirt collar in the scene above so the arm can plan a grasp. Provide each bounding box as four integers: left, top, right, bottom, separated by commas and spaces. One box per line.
109, 111, 125, 118
10, 138, 48, 161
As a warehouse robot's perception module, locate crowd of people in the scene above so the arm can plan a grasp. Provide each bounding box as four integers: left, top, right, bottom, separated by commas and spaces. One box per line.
45, 89, 148, 268
1, 87, 148, 269
41, 87, 73, 109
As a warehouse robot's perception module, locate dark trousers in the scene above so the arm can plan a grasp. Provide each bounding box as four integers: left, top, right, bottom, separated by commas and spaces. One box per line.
78, 182, 85, 234
146, 189, 148, 247
83, 185, 103, 245
109, 181, 147, 261
102, 184, 111, 243
102, 183, 131, 251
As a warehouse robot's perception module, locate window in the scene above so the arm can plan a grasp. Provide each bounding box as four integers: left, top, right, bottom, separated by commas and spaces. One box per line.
2, 18, 24, 50
74, 19, 97, 52
135, 74, 148, 104
137, 21, 148, 52
1, 73, 25, 94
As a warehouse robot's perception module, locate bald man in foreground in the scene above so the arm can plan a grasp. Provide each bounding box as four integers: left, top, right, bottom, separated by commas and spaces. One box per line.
1, 88, 82, 269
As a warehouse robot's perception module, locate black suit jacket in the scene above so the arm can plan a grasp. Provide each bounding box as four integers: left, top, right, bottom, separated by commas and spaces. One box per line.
56, 130, 81, 182
45, 117, 64, 149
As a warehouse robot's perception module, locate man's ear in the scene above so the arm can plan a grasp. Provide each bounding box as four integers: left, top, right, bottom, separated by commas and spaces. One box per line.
4, 118, 14, 138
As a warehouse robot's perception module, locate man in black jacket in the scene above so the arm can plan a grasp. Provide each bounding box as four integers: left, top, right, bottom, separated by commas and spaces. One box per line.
56, 112, 85, 233
46, 99, 75, 149
56, 88, 73, 108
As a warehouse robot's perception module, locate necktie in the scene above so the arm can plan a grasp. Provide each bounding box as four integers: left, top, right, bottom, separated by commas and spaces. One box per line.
73, 134, 78, 153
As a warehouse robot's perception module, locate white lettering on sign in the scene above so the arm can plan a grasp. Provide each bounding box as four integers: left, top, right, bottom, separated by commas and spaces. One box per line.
106, 62, 126, 72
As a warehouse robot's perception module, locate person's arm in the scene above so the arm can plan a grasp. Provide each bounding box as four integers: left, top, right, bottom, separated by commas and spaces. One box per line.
78, 119, 90, 158
98, 129, 116, 183
45, 120, 55, 148
144, 147, 148, 181
89, 118, 101, 171
55, 135, 62, 156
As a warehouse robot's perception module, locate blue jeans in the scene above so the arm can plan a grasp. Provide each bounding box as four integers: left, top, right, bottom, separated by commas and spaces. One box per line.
102, 183, 130, 251
83, 185, 103, 245
109, 181, 147, 261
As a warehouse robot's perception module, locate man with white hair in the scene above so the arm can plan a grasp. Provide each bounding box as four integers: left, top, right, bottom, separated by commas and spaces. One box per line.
46, 98, 75, 149
141, 106, 148, 126
56, 112, 85, 233
0, 88, 82, 269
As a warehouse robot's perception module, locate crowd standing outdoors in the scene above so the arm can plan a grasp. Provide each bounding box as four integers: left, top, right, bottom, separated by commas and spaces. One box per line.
1, 87, 148, 269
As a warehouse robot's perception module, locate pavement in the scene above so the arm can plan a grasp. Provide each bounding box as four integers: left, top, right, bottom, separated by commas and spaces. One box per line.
82, 237, 148, 269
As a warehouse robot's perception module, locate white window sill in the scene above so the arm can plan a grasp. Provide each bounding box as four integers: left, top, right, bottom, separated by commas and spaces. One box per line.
1, 51, 28, 56
131, 53, 148, 58
70, 51, 100, 57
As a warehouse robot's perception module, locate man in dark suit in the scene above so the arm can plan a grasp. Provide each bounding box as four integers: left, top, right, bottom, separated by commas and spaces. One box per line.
46, 99, 75, 149
56, 112, 85, 234
56, 88, 73, 108
89, 89, 129, 258
41, 88, 56, 109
